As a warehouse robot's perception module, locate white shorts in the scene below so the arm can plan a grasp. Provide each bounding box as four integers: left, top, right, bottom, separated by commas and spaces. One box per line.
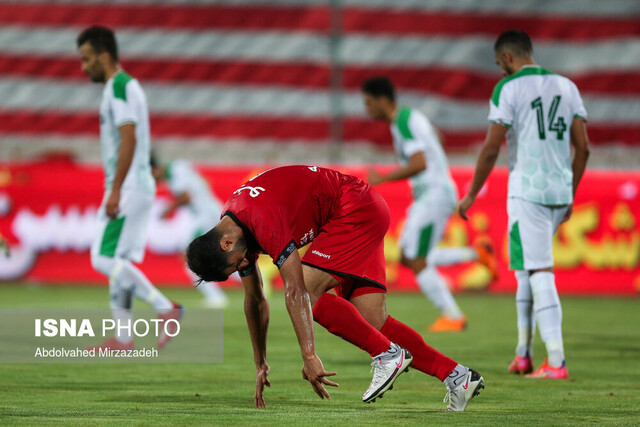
507, 197, 569, 271
400, 192, 456, 259
91, 188, 154, 263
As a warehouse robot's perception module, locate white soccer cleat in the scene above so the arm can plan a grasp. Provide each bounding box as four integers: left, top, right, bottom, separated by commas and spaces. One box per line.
362, 343, 412, 403
443, 368, 484, 412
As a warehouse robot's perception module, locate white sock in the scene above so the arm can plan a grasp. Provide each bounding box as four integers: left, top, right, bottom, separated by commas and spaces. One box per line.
113, 258, 173, 313
530, 272, 565, 367
428, 247, 477, 266
108, 280, 133, 344
93, 254, 173, 314
514, 270, 535, 358
417, 267, 464, 319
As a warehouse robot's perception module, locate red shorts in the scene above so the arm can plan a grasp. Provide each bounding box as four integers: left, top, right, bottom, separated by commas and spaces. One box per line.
301, 180, 390, 300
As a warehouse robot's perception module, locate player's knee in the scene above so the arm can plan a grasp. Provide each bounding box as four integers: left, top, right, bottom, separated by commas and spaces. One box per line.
91, 253, 115, 276
401, 254, 426, 274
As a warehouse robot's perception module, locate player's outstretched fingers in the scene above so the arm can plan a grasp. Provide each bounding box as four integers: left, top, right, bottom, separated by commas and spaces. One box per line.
320, 371, 339, 388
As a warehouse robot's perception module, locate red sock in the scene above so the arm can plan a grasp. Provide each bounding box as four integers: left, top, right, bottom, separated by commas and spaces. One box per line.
380, 316, 457, 381
312, 293, 391, 357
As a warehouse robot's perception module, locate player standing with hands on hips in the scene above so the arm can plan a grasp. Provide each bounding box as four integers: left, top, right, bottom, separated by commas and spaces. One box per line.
457, 30, 590, 378
77, 26, 181, 351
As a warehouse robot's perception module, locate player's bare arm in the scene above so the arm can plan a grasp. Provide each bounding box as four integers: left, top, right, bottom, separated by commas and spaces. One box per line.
457, 124, 507, 220
106, 123, 136, 218
279, 250, 338, 400
562, 118, 591, 223
241, 265, 271, 408
163, 191, 192, 218
368, 151, 426, 186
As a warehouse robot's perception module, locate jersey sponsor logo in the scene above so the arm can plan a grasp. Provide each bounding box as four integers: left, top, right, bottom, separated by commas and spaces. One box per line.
311, 249, 330, 259
233, 185, 265, 198
308, 166, 318, 172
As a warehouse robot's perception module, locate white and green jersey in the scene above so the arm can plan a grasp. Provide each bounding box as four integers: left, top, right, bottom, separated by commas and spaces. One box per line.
166, 160, 222, 227
391, 107, 457, 202
99, 70, 155, 194
489, 65, 587, 206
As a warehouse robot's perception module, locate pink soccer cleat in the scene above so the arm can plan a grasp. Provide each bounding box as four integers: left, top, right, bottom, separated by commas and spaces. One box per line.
508, 355, 534, 375
85, 337, 134, 351
526, 358, 569, 379
157, 301, 183, 349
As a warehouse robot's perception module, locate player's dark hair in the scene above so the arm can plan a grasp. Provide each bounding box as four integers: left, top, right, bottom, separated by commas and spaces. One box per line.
186, 227, 230, 283
362, 76, 395, 102
494, 30, 533, 58
77, 26, 119, 62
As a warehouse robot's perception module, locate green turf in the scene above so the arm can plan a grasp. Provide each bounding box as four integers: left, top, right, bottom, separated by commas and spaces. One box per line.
0, 283, 639, 425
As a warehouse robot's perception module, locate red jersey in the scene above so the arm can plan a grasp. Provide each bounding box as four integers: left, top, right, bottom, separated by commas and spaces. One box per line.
222, 165, 363, 271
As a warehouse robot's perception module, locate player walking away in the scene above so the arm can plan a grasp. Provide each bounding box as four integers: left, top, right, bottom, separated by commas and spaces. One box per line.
151, 156, 229, 308
187, 165, 484, 410
457, 30, 590, 379
77, 26, 181, 351
362, 77, 499, 333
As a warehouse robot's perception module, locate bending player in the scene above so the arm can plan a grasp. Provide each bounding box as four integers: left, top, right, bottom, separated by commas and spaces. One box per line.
458, 30, 590, 378
362, 77, 498, 332
77, 26, 181, 350
151, 156, 229, 308
187, 165, 484, 410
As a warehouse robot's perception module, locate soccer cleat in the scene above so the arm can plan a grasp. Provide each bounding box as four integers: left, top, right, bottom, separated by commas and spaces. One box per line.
443, 368, 484, 412
362, 344, 412, 403
526, 358, 569, 379
428, 316, 467, 333
157, 301, 183, 349
85, 337, 134, 351
508, 355, 534, 375
473, 236, 499, 281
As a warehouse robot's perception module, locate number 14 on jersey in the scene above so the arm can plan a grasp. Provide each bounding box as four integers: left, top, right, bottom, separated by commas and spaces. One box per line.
531, 95, 567, 140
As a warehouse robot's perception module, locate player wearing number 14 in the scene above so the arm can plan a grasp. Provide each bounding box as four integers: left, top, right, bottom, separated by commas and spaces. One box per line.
457, 30, 590, 379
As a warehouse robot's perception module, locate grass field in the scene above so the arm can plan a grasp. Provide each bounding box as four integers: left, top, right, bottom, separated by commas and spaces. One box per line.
0, 283, 638, 425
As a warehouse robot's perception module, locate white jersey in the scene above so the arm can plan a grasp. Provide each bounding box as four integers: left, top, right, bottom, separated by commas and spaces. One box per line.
99, 70, 155, 194
166, 160, 222, 222
488, 65, 587, 206
390, 107, 457, 202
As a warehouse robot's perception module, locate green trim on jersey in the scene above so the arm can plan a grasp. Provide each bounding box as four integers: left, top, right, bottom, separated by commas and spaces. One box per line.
165, 161, 174, 181
491, 67, 556, 107
395, 107, 414, 139
417, 223, 434, 258
509, 221, 524, 270
99, 216, 125, 257
113, 71, 133, 101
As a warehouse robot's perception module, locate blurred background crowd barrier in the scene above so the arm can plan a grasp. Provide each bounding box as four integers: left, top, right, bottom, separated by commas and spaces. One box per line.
1, 159, 638, 294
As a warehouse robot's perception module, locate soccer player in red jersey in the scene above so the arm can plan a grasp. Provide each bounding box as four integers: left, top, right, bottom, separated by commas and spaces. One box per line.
187, 165, 484, 410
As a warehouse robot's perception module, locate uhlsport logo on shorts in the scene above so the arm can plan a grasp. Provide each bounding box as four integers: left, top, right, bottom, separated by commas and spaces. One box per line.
311, 250, 331, 259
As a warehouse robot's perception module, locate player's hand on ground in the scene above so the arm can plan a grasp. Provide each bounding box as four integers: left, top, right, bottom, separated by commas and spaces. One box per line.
301, 354, 338, 400
367, 169, 385, 186
456, 194, 475, 220
254, 362, 271, 409
105, 189, 121, 218
561, 204, 573, 224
